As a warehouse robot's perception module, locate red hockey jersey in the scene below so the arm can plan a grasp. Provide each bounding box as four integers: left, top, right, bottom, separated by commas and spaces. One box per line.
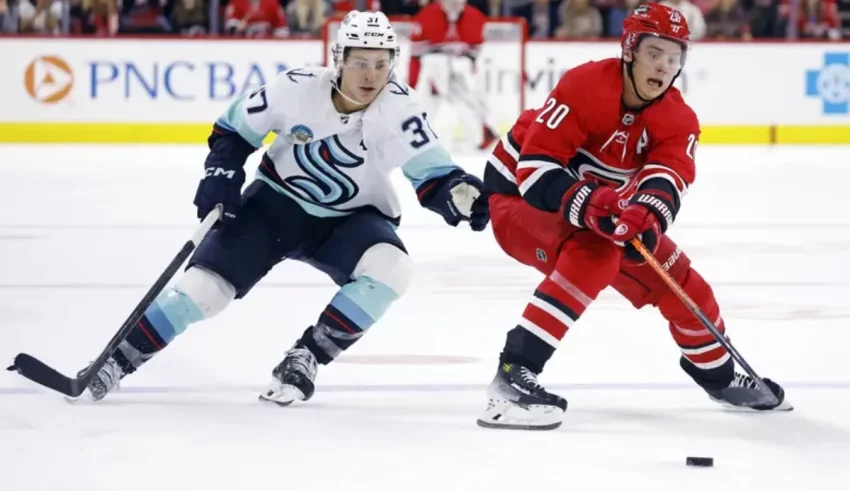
408, 2, 486, 88
485, 58, 700, 222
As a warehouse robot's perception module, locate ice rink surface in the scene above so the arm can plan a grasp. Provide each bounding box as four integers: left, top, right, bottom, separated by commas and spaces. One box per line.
2, 144, 850, 490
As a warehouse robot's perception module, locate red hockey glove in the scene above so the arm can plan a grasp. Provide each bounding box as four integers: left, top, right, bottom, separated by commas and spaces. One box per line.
560, 181, 625, 239
611, 191, 675, 262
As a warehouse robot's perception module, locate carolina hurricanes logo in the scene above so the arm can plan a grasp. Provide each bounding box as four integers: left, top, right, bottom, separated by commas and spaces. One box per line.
570, 150, 637, 192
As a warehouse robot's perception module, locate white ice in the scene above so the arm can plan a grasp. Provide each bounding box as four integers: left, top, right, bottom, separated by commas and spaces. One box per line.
1, 144, 850, 491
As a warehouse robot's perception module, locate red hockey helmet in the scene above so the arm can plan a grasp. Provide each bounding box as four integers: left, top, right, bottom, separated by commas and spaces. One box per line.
621, 3, 691, 64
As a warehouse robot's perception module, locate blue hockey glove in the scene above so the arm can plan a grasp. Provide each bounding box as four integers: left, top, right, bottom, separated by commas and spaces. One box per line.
193, 127, 253, 222
193, 165, 244, 222
417, 170, 490, 230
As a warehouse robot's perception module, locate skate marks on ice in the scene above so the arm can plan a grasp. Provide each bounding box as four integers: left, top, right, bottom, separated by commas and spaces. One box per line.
3, 387, 850, 491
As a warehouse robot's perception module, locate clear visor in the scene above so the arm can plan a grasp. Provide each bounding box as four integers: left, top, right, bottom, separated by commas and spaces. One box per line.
340, 56, 396, 74
633, 39, 687, 72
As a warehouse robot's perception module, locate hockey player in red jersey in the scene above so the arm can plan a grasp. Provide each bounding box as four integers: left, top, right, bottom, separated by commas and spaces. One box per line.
477, 3, 791, 431
409, 0, 499, 149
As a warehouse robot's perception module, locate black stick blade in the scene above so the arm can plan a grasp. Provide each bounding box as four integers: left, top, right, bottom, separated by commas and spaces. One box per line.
7, 353, 84, 397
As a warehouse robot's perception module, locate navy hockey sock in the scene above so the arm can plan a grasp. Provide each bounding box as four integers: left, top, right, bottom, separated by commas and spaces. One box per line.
298, 276, 399, 364
112, 287, 205, 374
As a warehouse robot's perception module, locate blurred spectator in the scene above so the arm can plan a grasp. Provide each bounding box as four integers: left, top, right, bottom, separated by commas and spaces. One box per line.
330, 0, 382, 15
286, 0, 324, 35
745, 0, 785, 37
607, 0, 640, 37
555, 0, 603, 38
225, 0, 288, 36
69, 0, 119, 34
529, 0, 559, 37
488, 0, 501, 16
378, 0, 428, 15
690, 0, 715, 15
1, 0, 20, 32
18, 0, 63, 33
119, 0, 170, 33
466, 0, 491, 15
498, 0, 560, 38
660, 0, 706, 38
705, 0, 752, 38
170, 0, 207, 34
793, 0, 841, 39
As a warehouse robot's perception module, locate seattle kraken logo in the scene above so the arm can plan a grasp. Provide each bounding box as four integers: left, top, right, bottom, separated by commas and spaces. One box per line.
284, 135, 363, 206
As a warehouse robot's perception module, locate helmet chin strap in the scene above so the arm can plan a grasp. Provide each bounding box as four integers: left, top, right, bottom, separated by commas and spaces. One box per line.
332, 80, 370, 108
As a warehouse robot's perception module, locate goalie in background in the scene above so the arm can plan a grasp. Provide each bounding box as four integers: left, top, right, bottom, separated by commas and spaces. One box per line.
409, 0, 500, 151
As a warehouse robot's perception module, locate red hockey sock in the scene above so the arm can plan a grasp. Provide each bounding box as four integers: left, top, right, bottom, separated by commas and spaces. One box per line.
658, 267, 731, 371
501, 232, 621, 373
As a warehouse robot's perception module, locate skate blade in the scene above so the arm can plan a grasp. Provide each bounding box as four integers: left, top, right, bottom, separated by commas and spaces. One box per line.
710, 396, 794, 412
258, 384, 304, 407
476, 418, 562, 431
64, 394, 99, 405
476, 399, 565, 431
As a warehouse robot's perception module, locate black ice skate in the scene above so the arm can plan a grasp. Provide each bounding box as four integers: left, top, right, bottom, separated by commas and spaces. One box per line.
477, 362, 568, 430
259, 345, 318, 407
705, 372, 793, 411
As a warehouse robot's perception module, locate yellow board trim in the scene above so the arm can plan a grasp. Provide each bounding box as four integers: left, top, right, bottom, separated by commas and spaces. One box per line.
0, 123, 848, 145
774, 126, 850, 144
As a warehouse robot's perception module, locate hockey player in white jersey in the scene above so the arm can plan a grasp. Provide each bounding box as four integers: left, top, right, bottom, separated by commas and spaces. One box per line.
74, 11, 490, 405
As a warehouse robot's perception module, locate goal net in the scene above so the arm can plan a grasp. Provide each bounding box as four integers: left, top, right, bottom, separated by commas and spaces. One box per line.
323, 16, 527, 150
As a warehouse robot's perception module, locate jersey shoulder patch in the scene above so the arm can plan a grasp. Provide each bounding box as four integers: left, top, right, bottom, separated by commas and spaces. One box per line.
385, 78, 413, 97
282, 66, 326, 83
271, 66, 331, 98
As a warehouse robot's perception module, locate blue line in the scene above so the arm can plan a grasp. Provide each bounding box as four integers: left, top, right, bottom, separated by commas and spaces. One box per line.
1, 381, 848, 396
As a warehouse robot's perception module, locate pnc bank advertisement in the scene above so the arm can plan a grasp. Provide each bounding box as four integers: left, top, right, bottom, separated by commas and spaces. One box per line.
8, 39, 321, 123
0, 38, 847, 143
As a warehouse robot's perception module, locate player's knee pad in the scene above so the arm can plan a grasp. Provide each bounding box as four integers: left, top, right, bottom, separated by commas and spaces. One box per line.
352, 243, 414, 297
174, 266, 237, 319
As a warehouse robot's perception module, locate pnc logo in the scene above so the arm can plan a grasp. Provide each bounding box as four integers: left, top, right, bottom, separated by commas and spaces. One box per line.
25, 56, 74, 104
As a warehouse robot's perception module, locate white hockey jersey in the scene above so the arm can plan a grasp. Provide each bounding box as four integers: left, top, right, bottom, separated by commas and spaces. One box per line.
214, 66, 461, 222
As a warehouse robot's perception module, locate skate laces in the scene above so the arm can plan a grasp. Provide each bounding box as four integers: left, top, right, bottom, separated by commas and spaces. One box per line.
730, 372, 757, 390
86, 358, 123, 398
287, 348, 317, 379
100, 359, 123, 388
518, 367, 544, 391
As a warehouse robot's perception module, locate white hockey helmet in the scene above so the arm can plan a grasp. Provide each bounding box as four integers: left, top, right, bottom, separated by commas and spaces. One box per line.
332, 11, 400, 76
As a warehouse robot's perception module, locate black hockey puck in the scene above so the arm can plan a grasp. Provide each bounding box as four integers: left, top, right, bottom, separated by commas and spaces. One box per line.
686, 457, 713, 467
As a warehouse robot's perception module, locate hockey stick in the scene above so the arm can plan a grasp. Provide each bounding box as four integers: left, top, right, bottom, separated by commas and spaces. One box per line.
629, 238, 780, 407
6, 205, 223, 397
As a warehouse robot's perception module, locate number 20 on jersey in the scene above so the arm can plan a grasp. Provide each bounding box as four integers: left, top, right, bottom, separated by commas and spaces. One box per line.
535, 98, 570, 129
